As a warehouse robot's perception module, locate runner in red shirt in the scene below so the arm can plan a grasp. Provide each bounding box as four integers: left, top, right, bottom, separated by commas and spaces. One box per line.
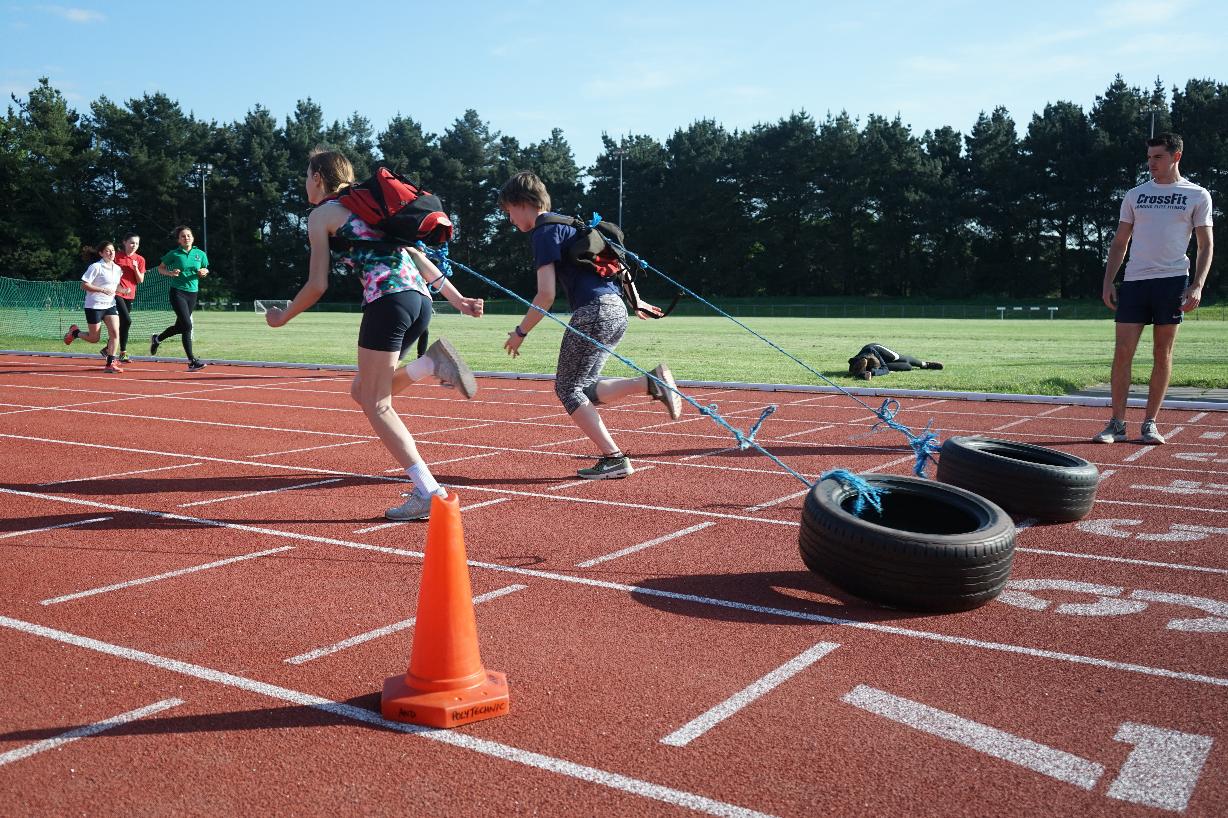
112, 233, 146, 363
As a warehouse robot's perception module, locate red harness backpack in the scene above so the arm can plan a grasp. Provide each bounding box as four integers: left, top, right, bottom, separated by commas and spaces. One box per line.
326, 166, 453, 251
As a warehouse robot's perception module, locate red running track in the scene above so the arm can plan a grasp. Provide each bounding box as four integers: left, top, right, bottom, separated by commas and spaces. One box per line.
0, 353, 1225, 817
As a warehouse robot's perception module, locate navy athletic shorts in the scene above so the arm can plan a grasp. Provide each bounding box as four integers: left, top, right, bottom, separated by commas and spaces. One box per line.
1115, 275, 1187, 326
83, 305, 119, 324
357, 289, 432, 353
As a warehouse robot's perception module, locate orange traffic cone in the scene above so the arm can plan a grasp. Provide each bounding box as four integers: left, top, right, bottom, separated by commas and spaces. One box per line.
381, 490, 510, 728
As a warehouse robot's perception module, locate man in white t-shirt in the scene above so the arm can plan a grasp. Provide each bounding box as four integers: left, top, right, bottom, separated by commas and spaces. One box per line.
1095, 133, 1214, 445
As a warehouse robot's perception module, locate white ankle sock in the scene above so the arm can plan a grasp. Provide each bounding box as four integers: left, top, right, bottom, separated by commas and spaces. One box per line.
404, 355, 434, 381
406, 462, 446, 497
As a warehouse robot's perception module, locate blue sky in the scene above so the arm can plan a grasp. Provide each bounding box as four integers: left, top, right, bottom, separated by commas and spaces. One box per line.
4, 0, 1226, 169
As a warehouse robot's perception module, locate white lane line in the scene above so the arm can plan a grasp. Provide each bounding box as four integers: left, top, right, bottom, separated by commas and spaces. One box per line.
1199, 431, 1226, 440
5, 487, 1227, 687
285, 584, 527, 665
250, 441, 369, 458
1014, 548, 1227, 575
577, 522, 715, 568
777, 424, 836, 440
40, 546, 296, 605
744, 489, 810, 513
40, 462, 203, 487
383, 452, 501, 471
991, 418, 1030, 432
0, 616, 775, 818
682, 447, 737, 461
551, 465, 656, 492
1096, 499, 1225, 514
0, 517, 111, 540
0, 698, 185, 767
177, 478, 343, 508
842, 685, 1104, 790
1038, 405, 1067, 417
352, 497, 510, 534
1128, 479, 1228, 496
1123, 426, 1186, 462
661, 642, 841, 747
1098, 469, 1118, 480
1188, 412, 1208, 423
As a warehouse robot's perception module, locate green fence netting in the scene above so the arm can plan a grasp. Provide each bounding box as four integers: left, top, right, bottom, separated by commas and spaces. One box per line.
0, 274, 175, 345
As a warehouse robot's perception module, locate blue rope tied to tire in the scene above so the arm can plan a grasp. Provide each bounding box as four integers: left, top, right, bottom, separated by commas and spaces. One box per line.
820, 468, 886, 517
417, 241, 454, 292
612, 240, 942, 477
420, 245, 815, 488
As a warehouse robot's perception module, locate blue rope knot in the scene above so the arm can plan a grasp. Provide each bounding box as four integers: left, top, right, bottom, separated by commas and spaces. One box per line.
821, 469, 886, 517
870, 399, 942, 478
738, 405, 777, 450
420, 242, 454, 291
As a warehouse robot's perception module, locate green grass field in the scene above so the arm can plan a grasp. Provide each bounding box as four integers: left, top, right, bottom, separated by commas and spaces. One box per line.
4, 307, 1226, 396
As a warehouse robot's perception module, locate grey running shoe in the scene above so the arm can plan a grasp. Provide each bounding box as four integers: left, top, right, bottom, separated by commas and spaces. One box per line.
1093, 418, 1127, 443
150, 333, 161, 355
1140, 419, 1166, 445
385, 488, 435, 521
648, 363, 683, 420
577, 454, 633, 480
425, 338, 477, 399
187, 360, 207, 372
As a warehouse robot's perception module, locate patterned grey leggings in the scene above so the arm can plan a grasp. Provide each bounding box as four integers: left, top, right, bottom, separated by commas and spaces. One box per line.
555, 294, 628, 414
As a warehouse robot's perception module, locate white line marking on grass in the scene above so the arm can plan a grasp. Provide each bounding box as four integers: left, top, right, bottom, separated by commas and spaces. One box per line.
577, 522, 715, 568
250, 441, 369, 458
744, 489, 810, 513
40, 546, 295, 605
842, 686, 1104, 789
661, 642, 841, 747
2, 489, 1227, 686
40, 462, 203, 486
285, 584, 527, 665
0, 517, 111, 540
0, 698, 184, 767
177, 478, 343, 508
0, 616, 776, 818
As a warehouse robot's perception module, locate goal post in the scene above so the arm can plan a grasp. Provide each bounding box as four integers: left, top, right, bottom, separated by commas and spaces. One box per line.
253, 299, 291, 314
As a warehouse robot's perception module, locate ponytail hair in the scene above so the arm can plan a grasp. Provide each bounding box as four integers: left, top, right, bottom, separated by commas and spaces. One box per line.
308, 148, 355, 196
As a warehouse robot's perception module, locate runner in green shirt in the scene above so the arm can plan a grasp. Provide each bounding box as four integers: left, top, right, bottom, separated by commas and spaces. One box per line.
151, 225, 210, 370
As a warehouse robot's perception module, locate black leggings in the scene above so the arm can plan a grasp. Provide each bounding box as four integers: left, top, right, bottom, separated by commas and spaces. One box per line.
159, 288, 198, 361
115, 296, 133, 351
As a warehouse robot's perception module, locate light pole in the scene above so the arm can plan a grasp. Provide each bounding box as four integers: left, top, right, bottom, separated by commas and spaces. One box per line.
613, 144, 626, 227
1140, 105, 1164, 139
192, 162, 213, 253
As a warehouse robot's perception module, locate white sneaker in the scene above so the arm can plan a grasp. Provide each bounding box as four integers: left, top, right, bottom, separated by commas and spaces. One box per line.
424, 338, 477, 399
649, 363, 683, 420
385, 489, 436, 521
1093, 419, 1126, 443
1140, 419, 1166, 445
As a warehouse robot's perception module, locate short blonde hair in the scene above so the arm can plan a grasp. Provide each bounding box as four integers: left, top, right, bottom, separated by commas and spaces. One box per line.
308, 148, 355, 195
498, 170, 551, 211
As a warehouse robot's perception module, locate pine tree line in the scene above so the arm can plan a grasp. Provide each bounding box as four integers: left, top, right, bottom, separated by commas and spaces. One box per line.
2, 75, 1223, 304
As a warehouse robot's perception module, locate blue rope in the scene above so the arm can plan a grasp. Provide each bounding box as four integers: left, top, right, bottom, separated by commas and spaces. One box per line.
420, 243, 815, 488
612, 240, 941, 477
820, 469, 886, 517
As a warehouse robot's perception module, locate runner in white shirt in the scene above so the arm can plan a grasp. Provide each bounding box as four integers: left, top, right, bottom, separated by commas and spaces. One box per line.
1096, 133, 1214, 445
64, 241, 127, 373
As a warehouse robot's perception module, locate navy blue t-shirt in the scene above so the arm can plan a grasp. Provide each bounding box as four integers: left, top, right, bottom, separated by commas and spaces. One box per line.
531, 214, 619, 312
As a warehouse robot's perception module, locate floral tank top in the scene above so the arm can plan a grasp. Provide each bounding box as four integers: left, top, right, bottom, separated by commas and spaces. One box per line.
330, 210, 429, 304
